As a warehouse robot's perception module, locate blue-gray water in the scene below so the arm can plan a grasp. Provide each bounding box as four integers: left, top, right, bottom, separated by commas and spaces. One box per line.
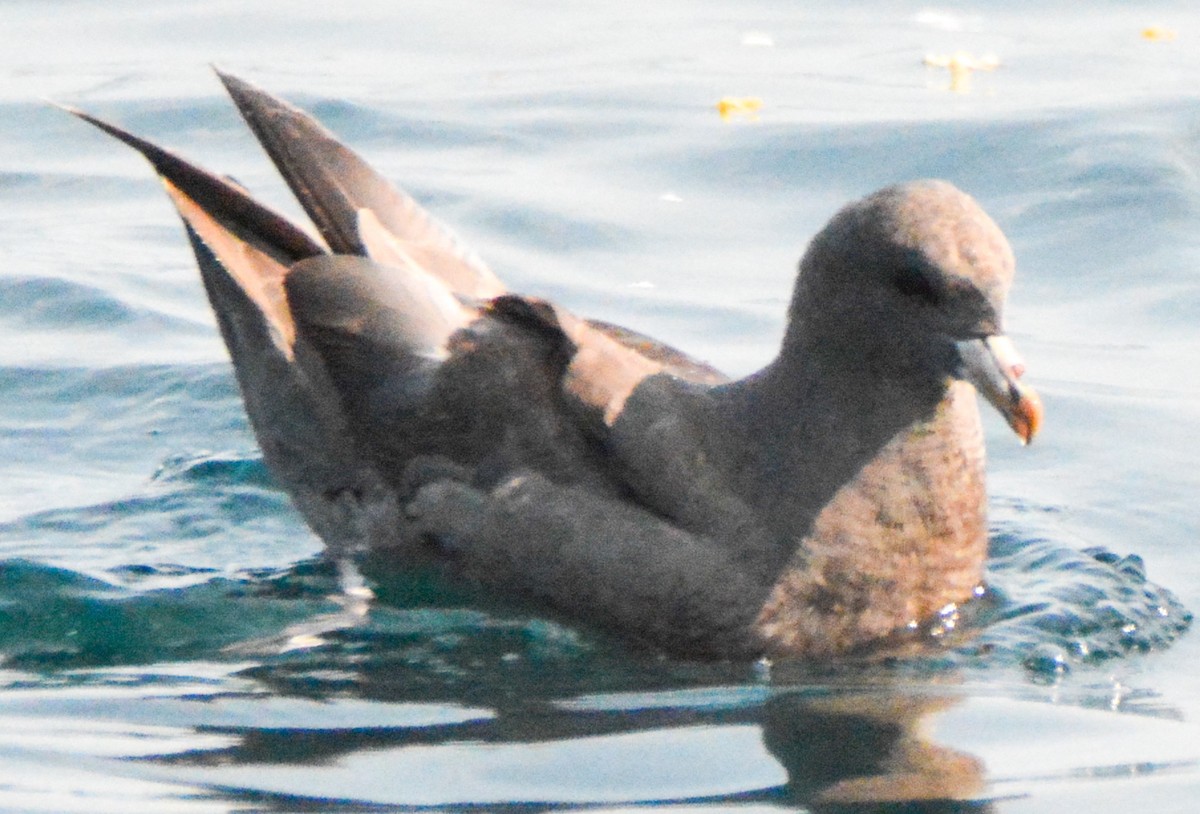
3, 2, 1200, 811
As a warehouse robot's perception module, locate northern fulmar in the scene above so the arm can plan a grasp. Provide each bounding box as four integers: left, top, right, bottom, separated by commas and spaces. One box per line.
68, 71, 1042, 659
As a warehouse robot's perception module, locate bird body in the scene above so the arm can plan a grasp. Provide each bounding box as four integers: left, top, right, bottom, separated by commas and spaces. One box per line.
70, 72, 1040, 659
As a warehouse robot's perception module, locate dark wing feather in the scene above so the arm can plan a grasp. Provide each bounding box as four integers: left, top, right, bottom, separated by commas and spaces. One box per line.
69, 108, 402, 554
62, 105, 324, 264
215, 69, 505, 300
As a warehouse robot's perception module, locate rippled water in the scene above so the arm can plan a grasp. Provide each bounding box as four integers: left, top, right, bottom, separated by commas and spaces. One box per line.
3, 2, 1200, 811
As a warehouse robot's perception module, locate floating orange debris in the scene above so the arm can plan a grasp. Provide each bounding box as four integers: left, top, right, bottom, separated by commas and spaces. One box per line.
717, 96, 763, 121
1141, 26, 1178, 42
922, 51, 1000, 93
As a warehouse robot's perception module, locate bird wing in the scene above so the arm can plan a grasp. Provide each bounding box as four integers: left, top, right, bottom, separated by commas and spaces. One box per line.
215, 69, 505, 301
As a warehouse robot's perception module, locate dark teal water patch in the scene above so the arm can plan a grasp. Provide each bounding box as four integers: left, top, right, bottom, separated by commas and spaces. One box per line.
152, 449, 277, 488
0, 551, 742, 699
0, 559, 338, 670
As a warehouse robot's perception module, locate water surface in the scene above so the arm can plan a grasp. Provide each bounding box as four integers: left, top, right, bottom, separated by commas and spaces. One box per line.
3, 2, 1200, 811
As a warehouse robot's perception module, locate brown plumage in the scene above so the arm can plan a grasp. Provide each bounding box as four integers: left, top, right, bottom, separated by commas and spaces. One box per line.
68, 71, 1041, 659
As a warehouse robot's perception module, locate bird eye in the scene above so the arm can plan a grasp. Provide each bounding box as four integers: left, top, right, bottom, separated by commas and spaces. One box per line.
892, 260, 944, 307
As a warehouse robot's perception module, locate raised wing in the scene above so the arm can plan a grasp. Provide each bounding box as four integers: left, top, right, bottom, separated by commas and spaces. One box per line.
215, 69, 505, 300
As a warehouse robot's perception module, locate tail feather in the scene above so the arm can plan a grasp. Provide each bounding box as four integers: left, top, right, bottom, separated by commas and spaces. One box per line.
70, 107, 402, 553
178, 191, 403, 553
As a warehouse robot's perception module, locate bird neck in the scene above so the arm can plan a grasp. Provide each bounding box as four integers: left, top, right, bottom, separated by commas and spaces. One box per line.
723, 335, 952, 532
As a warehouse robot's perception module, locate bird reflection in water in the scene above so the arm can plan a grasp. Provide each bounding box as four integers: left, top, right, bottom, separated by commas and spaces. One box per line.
763, 688, 993, 813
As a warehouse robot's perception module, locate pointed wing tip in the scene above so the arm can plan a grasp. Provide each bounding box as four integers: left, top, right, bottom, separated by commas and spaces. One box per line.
55, 101, 101, 127
59, 103, 154, 157
212, 68, 279, 116
63, 95, 329, 263
54, 101, 124, 139
47, 99, 82, 116
212, 65, 250, 94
